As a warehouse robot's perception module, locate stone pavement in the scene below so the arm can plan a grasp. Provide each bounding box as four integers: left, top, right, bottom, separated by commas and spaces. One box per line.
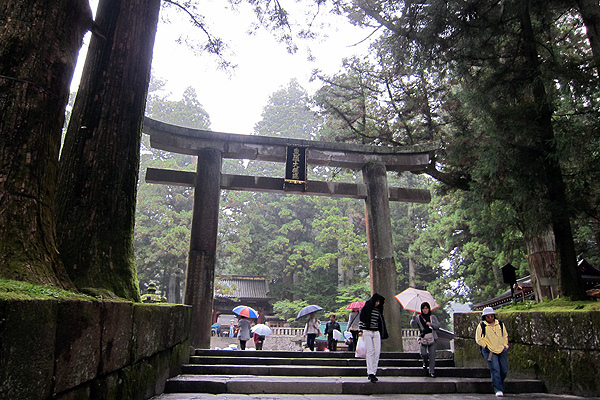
151, 394, 600, 400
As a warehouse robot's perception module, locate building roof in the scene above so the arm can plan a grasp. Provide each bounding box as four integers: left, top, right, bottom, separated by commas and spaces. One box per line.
473, 276, 535, 310
474, 259, 600, 310
215, 275, 270, 300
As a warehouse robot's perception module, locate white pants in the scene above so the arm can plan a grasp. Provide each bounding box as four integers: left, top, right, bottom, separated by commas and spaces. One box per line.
363, 330, 381, 376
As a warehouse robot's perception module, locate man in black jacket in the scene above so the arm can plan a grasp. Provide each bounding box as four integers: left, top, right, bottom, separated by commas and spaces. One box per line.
325, 314, 341, 351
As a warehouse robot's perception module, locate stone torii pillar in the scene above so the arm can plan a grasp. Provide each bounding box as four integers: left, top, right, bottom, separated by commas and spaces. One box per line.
362, 162, 401, 352
186, 148, 222, 349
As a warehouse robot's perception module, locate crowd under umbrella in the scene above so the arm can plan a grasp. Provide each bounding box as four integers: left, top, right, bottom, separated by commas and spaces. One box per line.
394, 287, 439, 313
296, 304, 323, 319
232, 305, 260, 319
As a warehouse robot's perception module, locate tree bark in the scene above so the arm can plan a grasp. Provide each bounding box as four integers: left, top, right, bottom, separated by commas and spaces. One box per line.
576, 0, 600, 75
0, 0, 91, 287
525, 230, 559, 301
57, 0, 161, 300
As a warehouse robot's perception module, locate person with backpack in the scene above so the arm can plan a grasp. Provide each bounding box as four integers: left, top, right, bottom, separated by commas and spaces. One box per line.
476, 307, 509, 397
410, 301, 440, 378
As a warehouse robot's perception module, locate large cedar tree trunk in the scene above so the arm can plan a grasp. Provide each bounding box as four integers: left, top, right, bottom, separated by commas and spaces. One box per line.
0, 0, 91, 287
519, 2, 586, 300
577, 0, 600, 75
56, 0, 161, 300
525, 230, 559, 301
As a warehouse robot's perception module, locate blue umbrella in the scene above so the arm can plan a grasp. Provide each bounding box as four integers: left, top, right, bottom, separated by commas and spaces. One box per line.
211, 323, 219, 328
296, 305, 323, 320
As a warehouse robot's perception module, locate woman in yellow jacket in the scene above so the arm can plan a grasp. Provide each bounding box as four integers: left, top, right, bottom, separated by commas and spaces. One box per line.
475, 307, 509, 397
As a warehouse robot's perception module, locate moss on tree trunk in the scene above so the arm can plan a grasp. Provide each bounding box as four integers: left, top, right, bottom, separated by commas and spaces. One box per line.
0, 0, 91, 288
56, 0, 161, 301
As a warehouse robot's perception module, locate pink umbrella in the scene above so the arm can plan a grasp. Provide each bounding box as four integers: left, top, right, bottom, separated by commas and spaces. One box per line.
346, 301, 365, 310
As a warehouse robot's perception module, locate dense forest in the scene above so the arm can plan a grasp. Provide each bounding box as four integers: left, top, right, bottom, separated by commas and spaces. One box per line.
134, 1, 600, 328
2, 1, 598, 330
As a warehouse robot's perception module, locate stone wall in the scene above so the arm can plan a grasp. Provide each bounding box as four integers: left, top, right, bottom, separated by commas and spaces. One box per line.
0, 299, 191, 400
454, 311, 600, 397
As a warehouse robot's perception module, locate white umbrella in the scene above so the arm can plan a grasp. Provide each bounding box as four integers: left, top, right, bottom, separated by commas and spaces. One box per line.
251, 323, 272, 336
395, 288, 439, 312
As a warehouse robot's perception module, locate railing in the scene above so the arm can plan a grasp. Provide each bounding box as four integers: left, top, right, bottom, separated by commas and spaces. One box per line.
270, 327, 420, 337
271, 327, 305, 336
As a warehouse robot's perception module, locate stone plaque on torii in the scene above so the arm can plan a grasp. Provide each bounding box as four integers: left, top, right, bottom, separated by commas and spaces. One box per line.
142, 117, 438, 351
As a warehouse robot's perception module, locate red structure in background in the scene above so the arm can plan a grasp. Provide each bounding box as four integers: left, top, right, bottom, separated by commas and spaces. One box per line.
212, 275, 272, 329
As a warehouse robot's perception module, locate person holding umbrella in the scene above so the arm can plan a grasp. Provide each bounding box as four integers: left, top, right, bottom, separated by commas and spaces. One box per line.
346, 301, 363, 352
359, 293, 388, 382
303, 311, 321, 351
237, 316, 252, 350
252, 324, 272, 350
410, 302, 440, 378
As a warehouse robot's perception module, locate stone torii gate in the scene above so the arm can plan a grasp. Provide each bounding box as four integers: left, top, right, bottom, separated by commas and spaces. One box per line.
142, 117, 437, 351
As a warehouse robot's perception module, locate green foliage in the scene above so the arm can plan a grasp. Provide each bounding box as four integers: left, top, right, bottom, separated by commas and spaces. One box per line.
272, 299, 309, 326
135, 79, 210, 302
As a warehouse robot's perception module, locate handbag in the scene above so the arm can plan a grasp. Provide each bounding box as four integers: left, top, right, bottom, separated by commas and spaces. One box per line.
420, 332, 435, 346
355, 336, 366, 358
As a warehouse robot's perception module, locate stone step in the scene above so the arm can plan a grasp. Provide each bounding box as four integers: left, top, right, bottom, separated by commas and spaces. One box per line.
194, 349, 445, 359
181, 364, 489, 378
190, 355, 455, 367
164, 375, 546, 395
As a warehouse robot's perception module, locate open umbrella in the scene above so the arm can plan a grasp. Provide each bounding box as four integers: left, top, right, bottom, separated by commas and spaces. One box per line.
296, 305, 323, 319
251, 323, 272, 336
232, 305, 259, 319
394, 288, 439, 312
346, 301, 365, 310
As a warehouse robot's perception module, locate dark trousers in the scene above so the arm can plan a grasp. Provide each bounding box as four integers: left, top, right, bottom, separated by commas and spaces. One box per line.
307, 333, 316, 351
348, 330, 359, 351
239, 339, 247, 350
327, 337, 338, 351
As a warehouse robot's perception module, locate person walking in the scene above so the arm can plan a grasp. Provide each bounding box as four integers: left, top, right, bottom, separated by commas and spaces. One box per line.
237, 316, 252, 350
325, 314, 341, 351
346, 307, 360, 352
303, 311, 321, 351
410, 301, 440, 378
476, 307, 509, 397
359, 293, 388, 382
253, 332, 265, 350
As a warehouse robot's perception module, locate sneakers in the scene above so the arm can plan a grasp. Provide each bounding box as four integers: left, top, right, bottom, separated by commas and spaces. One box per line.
430, 373, 436, 378
368, 374, 378, 382
495, 391, 504, 397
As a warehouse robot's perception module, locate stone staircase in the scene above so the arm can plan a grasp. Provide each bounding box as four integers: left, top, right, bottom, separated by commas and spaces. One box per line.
160, 349, 546, 396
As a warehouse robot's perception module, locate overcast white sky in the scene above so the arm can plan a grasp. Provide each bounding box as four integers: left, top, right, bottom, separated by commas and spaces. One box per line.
73, 0, 375, 134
